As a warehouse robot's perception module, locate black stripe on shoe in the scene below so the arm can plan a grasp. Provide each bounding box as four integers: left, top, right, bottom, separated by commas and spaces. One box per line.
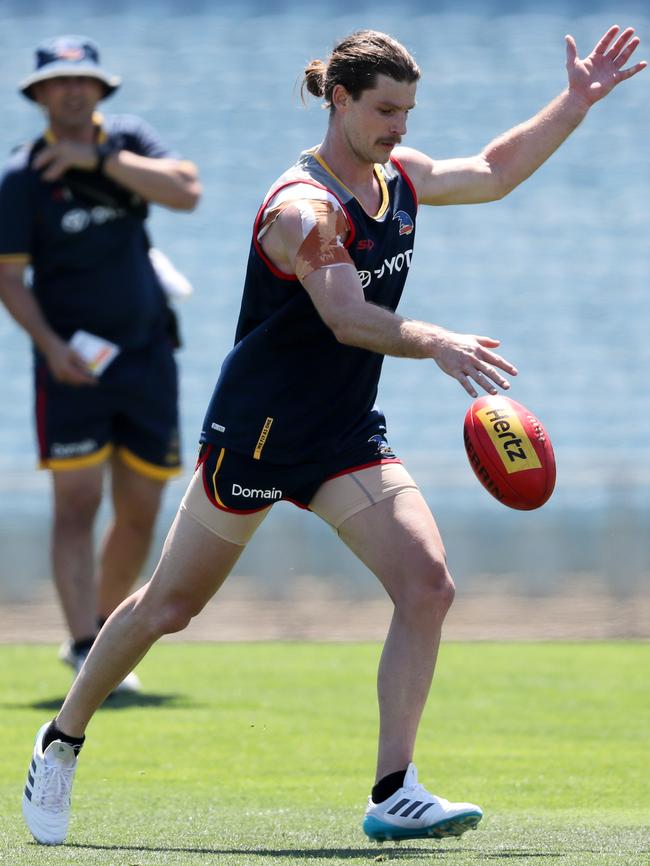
387, 798, 411, 815
27, 771, 34, 786
24, 785, 32, 801
413, 802, 434, 819
400, 800, 424, 817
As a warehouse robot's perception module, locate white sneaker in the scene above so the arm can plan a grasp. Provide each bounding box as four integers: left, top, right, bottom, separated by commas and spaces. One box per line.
22, 723, 78, 845
363, 763, 483, 842
110, 669, 142, 694
58, 638, 83, 670
59, 639, 141, 694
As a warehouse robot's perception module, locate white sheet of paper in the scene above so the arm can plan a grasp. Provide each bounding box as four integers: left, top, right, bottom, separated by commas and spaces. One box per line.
69, 330, 120, 376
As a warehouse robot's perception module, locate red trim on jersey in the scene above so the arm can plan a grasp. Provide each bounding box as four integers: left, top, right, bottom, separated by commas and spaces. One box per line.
324, 457, 402, 483
35, 362, 48, 460
194, 442, 210, 471
252, 178, 357, 280
390, 156, 418, 212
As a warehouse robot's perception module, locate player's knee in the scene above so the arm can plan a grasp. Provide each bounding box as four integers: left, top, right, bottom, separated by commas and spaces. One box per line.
437, 569, 456, 612
151, 594, 201, 637
398, 560, 455, 619
422, 565, 455, 614
54, 485, 103, 529
115, 507, 158, 540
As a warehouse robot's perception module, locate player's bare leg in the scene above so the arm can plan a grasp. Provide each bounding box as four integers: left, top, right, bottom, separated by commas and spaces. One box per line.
56, 508, 245, 736
51, 465, 104, 642
338, 489, 482, 841
23, 470, 270, 845
97, 455, 166, 620
338, 490, 453, 780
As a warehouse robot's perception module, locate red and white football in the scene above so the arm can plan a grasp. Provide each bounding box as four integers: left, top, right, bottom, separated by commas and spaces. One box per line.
463, 395, 556, 510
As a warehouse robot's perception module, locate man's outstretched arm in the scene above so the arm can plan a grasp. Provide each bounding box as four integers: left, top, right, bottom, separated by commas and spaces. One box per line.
401, 25, 646, 206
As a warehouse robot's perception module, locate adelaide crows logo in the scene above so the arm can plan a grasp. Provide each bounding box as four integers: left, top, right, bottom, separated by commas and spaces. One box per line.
393, 210, 414, 235
56, 47, 85, 61
368, 434, 396, 458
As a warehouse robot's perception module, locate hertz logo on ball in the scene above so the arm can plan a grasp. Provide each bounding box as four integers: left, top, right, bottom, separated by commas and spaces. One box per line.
476, 402, 541, 474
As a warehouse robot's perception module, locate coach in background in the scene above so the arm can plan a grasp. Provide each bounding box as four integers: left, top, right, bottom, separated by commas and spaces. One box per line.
0, 36, 201, 691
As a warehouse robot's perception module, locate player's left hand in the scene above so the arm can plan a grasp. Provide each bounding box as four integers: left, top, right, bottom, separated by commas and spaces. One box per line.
32, 142, 98, 181
566, 25, 647, 106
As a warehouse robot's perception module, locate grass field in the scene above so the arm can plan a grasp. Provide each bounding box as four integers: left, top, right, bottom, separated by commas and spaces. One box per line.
0, 642, 648, 865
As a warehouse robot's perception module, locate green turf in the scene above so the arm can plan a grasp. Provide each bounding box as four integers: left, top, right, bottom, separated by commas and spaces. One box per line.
0, 642, 648, 865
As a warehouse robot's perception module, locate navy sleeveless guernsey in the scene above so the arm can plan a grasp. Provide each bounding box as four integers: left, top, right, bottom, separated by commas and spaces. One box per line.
201, 149, 418, 464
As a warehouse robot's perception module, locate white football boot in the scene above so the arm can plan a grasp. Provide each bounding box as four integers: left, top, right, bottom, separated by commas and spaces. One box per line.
363, 763, 483, 842
59, 639, 141, 694
22, 722, 79, 845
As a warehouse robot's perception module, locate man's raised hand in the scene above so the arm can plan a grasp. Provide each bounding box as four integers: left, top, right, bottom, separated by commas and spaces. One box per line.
566, 25, 647, 106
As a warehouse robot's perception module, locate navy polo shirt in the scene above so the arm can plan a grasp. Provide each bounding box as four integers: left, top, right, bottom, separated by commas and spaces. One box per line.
0, 114, 171, 349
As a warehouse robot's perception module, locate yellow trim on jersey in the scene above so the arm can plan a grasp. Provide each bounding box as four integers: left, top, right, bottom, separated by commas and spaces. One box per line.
373, 169, 389, 219
311, 149, 389, 219
44, 113, 107, 145
0, 253, 30, 264
211, 447, 227, 507
253, 417, 274, 460
95, 112, 108, 144
117, 447, 182, 481
43, 443, 113, 471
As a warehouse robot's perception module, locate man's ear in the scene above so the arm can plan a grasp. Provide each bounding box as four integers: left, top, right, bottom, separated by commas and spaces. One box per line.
331, 83, 351, 112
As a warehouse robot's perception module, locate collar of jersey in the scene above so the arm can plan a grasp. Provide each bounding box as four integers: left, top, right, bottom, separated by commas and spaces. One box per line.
310, 148, 389, 220
44, 111, 109, 145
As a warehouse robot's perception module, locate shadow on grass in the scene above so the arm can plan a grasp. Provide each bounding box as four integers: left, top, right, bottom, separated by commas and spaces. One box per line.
480, 855, 563, 860
61, 842, 564, 860
1, 692, 199, 712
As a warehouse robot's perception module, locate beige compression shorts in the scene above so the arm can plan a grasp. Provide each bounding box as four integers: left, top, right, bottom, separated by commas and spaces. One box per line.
180, 461, 420, 546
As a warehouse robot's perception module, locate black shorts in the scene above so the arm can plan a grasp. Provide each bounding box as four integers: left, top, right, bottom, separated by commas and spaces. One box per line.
197, 424, 399, 513
35, 338, 181, 480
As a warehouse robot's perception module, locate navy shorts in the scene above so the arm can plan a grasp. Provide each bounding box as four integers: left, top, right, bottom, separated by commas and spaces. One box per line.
197, 423, 400, 513
35, 338, 181, 480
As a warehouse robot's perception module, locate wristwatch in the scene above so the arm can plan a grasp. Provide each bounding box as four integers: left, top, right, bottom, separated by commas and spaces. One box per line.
95, 141, 118, 174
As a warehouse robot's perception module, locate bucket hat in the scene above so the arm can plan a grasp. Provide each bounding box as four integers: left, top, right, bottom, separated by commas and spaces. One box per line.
20, 35, 121, 101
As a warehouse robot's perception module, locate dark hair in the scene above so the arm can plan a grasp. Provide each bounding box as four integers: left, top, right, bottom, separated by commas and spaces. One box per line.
302, 30, 420, 109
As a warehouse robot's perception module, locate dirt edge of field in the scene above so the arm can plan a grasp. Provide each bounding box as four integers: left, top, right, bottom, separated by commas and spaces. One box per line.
2, 575, 648, 642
